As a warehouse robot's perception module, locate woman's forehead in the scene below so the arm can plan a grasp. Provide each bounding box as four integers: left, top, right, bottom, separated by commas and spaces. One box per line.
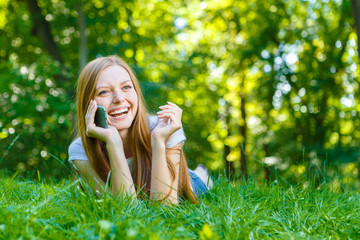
97, 65, 132, 85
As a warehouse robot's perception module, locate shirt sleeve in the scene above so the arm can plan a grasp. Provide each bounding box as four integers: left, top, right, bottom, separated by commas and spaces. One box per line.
165, 128, 186, 148
68, 137, 89, 170
147, 115, 186, 149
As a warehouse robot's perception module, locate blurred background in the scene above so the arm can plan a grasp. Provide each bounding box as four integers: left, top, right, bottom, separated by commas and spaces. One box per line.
0, 0, 359, 189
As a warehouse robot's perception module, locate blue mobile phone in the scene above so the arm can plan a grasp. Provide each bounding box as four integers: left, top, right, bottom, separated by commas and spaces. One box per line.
95, 105, 108, 128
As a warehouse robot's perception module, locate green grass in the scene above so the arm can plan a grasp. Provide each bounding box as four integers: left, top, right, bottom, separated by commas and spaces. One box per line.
1, 174, 360, 240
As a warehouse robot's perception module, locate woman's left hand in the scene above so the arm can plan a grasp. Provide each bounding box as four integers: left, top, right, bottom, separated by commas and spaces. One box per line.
151, 102, 182, 142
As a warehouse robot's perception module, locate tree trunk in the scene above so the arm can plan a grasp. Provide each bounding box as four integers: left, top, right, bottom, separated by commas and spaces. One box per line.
25, 0, 62, 63
239, 79, 248, 180
351, 0, 360, 58
77, 0, 88, 71
224, 143, 233, 179
263, 144, 271, 183
224, 103, 234, 178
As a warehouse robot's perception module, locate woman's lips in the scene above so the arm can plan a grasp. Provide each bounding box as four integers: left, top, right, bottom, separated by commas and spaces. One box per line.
109, 109, 130, 121
108, 107, 129, 115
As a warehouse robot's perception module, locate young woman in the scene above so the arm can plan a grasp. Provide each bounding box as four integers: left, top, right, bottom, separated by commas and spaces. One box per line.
68, 55, 212, 204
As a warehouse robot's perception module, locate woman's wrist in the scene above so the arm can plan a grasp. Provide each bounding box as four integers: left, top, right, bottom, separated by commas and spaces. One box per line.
106, 136, 124, 152
151, 136, 166, 149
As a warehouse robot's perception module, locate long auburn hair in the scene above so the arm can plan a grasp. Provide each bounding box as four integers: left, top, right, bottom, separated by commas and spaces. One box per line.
75, 55, 196, 203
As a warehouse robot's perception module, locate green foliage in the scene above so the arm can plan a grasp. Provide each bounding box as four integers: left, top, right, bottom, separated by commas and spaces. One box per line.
0, 0, 359, 183
1, 175, 360, 239
0, 55, 73, 178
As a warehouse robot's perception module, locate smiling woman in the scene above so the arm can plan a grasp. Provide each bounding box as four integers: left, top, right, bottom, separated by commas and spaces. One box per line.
94, 66, 138, 135
68, 55, 212, 204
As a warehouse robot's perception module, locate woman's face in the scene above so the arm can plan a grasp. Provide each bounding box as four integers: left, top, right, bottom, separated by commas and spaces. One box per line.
94, 65, 138, 133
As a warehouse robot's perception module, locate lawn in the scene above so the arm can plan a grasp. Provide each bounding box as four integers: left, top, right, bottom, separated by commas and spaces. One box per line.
1, 174, 360, 239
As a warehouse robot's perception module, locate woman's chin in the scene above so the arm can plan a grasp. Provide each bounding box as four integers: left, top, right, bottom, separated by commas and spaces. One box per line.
109, 121, 132, 132
113, 124, 130, 131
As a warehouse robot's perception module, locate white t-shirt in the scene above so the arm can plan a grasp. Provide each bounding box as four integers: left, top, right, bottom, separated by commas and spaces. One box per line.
68, 115, 186, 172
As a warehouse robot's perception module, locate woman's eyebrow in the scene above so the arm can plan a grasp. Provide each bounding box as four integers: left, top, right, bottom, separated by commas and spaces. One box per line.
121, 80, 132, 85
96, 85, 108, 90
96, 80, 132, 90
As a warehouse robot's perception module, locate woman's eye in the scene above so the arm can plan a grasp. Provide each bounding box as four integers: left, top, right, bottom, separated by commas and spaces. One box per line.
99, 90, 108, 95
123, 85, 132, 90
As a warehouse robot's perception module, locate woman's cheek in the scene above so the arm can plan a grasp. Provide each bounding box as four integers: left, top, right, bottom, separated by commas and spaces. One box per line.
94, 97, 110, 110
128, 92, 138, 104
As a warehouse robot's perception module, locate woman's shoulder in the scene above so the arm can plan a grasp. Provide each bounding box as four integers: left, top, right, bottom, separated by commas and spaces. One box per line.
69, 137, 83, 150
68, 137, 89, 161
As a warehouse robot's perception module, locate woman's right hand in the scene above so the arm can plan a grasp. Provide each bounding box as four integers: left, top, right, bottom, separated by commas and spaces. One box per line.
85, 99, 122, 145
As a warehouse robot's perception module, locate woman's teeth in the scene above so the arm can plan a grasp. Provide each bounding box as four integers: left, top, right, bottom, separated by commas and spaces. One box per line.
110, 108, 128, 116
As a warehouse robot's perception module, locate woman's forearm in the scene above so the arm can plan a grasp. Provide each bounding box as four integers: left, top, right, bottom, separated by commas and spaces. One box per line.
106, 138, 136, 197
150, 138, 175, 202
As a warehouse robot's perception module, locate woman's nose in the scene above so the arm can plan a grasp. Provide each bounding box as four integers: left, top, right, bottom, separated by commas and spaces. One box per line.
112, 90, 125, 103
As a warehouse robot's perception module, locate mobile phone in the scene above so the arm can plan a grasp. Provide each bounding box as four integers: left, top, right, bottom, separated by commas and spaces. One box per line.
95, 105, 108, 128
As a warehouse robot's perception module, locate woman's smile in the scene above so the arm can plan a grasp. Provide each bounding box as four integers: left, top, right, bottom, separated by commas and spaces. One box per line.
108, 106, 130, 121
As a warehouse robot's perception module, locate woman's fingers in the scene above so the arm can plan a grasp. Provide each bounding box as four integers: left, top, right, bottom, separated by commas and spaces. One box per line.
152, 102, 183, 140
157, 109, 177, 115
157, 102, 183, 131
89, 100, 97, 121
85, 99, 99, 137
86, 100, 96, 118
154, 102, 183, 135
158, 109, 181, 122
167, 101, 182, 111
159, 103, 181, 112
157, 112, 181, 128
158, 103, 182, 118
83, 100, 122, 144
